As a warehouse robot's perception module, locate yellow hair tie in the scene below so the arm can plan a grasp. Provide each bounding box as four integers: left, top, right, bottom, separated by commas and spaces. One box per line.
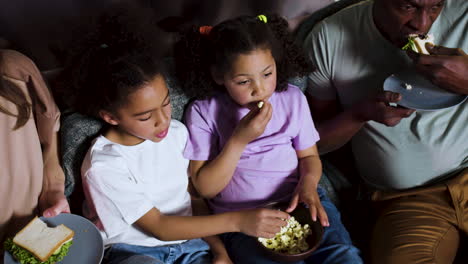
257, 14, 268, 23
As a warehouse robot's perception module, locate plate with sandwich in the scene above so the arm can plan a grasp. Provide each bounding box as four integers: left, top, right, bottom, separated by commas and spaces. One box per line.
4, 214, 103, 264
383, 34, 467, 110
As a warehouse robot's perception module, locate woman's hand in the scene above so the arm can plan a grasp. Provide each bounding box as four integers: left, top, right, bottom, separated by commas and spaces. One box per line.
39, 188, 70, 217
287, 187, 329, 227
231, 102, 273, 145
39, 165, 70, 218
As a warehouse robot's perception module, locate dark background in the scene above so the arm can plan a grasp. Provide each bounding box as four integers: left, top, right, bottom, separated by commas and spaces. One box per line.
0, 0, 332, 70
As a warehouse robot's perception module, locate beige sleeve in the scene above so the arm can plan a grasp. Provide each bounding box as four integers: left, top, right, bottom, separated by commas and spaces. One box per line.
1, 49, 60, 147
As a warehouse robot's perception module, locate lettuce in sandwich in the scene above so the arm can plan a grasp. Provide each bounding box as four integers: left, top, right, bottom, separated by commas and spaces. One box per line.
3, 217, 74, 264
402, 34, 434, 55
4, 238, 72, 264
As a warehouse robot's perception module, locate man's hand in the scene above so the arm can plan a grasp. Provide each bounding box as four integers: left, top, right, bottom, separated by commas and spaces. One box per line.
236, 208, 290, 238
407, 43, 468, 95
352, 91, 415, 126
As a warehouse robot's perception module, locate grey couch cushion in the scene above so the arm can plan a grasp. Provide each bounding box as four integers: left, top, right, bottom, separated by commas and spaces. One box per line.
61, 111, 102, 197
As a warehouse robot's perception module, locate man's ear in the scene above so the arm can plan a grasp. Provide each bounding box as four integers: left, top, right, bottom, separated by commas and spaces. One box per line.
99, 110, 119, 126
210, 67, 224, 85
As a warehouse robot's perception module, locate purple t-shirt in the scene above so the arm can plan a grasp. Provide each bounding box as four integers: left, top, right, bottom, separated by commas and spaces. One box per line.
184, 84, 320, 213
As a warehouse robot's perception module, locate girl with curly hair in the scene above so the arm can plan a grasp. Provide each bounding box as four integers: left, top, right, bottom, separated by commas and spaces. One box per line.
63, 5, 291, 264
174, 14, 362, 263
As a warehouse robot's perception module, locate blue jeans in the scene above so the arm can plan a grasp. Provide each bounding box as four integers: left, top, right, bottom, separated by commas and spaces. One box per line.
104, 239, 212, 264
220, 187, 363, 264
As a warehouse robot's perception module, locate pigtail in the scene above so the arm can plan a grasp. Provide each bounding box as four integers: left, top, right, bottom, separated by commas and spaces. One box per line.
264, 14, 313, 92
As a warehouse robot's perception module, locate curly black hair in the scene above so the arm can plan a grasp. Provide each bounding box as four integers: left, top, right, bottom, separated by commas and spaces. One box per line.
172, 14, 313, 99
60, 2, 168, 118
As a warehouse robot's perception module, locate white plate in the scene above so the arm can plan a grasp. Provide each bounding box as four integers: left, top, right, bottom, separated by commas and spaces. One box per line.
4, 214, 103, 264
383, 70, 467, 110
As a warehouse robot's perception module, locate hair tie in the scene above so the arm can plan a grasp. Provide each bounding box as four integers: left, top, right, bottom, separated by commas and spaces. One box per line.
257, 14, 268, 23
199, 26, 213, 35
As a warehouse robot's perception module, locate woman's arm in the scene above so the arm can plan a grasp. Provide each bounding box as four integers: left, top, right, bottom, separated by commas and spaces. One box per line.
39, 132, 70, 217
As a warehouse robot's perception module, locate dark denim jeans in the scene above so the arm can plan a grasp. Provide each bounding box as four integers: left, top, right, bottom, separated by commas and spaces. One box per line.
220, 187, 363, 264
104, 238, 211, 264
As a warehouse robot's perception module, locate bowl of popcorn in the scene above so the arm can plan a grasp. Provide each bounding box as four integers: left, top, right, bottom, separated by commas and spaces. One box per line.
257, 202, 324, 262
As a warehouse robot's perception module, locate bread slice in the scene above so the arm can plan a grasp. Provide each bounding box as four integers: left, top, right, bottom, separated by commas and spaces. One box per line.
408, 34, 434, 54
13, 216, 74, 262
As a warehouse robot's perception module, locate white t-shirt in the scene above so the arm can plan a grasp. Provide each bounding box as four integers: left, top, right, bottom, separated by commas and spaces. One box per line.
304, 0, 467, 190
81, 120, 192, 247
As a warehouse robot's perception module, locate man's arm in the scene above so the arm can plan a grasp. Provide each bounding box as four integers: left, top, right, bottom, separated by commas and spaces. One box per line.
307, 92, 415, 154
307, 96, 364, 154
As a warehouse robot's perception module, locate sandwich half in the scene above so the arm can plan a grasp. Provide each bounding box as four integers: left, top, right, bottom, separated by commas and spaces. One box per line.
4, 216, 74, 264
402, 34, 434, 54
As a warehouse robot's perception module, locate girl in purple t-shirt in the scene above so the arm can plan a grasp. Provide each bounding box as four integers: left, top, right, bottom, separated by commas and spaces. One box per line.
173, 14, 362, 264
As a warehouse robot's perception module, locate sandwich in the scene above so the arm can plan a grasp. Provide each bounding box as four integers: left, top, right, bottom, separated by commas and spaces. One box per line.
4, 216, 74, 264
402, 34, 434, 54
